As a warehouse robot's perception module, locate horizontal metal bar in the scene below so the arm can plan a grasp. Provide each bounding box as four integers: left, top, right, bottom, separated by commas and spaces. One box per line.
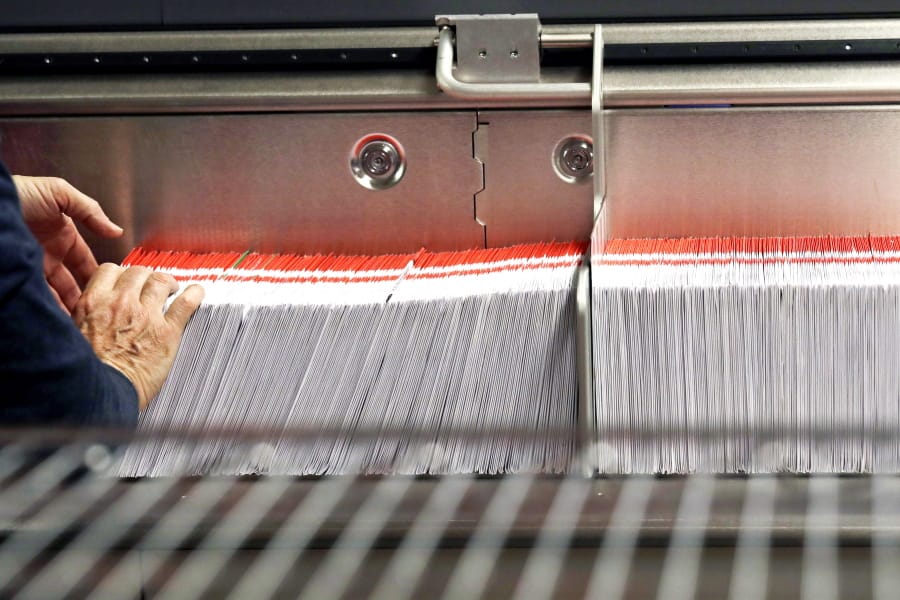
541, 23, 900, 50
544, 18, 900, 45
540, 31, 593, 48
611, 60, 900, 105
3, 19, 900, 55
3, 63, 900, 116
0, 27, 437, 54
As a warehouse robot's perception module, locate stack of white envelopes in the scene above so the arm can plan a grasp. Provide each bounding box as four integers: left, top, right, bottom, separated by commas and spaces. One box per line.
119, 242, 586, 476
592, 235, 900, 474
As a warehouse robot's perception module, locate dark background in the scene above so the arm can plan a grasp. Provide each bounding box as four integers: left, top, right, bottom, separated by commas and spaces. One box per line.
2, 1, 900, 31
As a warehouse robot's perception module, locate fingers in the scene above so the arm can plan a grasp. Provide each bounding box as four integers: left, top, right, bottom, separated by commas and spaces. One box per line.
112, 266, 153, 299
61, 225, 100, 288
74, 266, 202, 412
140, 272, 179, 308
83, 265, 181, 309
83, 262, 125, 294
165, 284, 205, 330
44, 258, 81, 313
51, 178, 124, 238
15, 176, 124, 296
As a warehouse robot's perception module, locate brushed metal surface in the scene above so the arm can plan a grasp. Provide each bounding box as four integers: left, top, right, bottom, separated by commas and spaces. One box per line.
548, 18, 900, 44
0, 27, 436, 54
4, 106, 900, 261
605, 105, 900, 239
610, 61, 900, 106
0, 113, 485, 260
5, 60, 900, 116
474, 110, 592, 246
449, 14, 541, 84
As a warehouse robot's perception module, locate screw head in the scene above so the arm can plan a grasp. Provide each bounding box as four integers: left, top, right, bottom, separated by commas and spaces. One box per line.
351, 136, 406, 190
360, 142, 396, 178
553, 136, 594, 184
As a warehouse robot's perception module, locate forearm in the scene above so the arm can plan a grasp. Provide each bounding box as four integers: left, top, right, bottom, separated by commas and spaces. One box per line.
2, 354, 138, 427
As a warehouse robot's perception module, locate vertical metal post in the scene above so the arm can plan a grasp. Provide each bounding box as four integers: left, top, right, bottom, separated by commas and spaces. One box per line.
575, 24, 603, 477
592, 24, 606, 220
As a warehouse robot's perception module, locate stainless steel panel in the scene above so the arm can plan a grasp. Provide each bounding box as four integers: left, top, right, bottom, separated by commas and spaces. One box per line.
0, 113, 485, 260
5, 106, 900, 261
475, 110, 592, 246
605, 105, 900, 239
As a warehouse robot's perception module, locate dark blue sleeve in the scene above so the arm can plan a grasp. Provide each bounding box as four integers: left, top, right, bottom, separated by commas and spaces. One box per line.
0, 162, 139, 427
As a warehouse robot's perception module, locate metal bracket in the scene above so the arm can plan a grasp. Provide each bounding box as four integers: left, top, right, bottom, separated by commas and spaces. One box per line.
435, 13, 591, 100
437, 14, 540, 84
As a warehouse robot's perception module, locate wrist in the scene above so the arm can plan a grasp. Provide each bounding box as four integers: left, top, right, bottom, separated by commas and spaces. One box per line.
98, 358, 150, 410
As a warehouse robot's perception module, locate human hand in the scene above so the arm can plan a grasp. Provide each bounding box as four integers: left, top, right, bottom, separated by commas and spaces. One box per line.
73, 265, 205, 410
13, 175, 124, 314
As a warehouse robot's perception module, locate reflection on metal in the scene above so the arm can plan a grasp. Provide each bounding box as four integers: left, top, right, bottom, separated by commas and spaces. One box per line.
473, 110, 592, 248
350, 134, 406, 190
0, 113, 484, 260
5, 106, 900, 258
604, 106, 900, 239
1, 110, 600, 261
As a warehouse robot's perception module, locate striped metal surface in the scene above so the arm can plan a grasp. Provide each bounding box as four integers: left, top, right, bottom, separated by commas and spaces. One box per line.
0, 432, 897, 599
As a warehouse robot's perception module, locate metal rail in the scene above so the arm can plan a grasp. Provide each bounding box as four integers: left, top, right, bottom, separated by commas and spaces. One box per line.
436, 17, 900, 105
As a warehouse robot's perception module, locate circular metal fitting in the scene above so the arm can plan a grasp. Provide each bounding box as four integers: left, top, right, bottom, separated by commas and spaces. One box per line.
350, 135, 406, 190
553, 136, 594, 184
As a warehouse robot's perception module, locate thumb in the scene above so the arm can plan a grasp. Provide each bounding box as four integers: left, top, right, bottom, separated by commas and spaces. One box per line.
53, 178, 124, 238
165, 284, 205, 330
